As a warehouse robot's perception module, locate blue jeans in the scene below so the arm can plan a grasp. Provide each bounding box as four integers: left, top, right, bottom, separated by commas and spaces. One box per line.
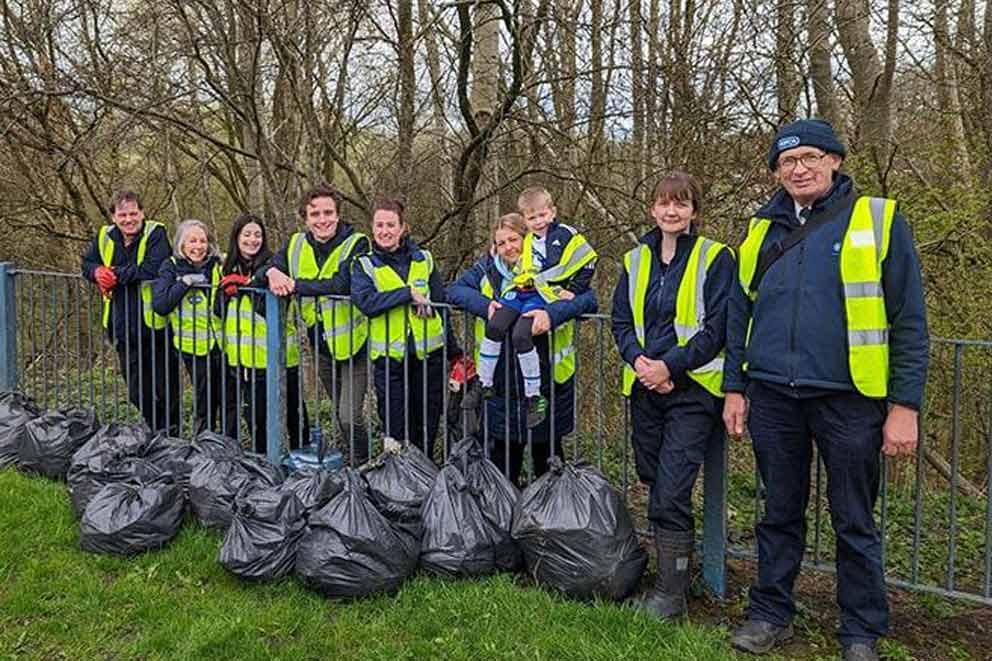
746, 380, 888, 646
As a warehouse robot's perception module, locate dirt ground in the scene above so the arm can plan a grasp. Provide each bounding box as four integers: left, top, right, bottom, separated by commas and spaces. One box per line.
689, 558, 992, 660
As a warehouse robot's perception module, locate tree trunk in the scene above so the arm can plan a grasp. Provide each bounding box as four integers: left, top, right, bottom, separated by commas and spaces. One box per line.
775, 0, 799, 123
934, 0, 972, 176
807, 0, 840, 131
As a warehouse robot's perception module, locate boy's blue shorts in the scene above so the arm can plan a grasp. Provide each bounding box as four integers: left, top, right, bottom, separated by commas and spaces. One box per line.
498, 288, 544, 314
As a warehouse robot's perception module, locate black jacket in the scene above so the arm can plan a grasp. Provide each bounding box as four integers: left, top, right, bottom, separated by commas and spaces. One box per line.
81, 222, 171, 342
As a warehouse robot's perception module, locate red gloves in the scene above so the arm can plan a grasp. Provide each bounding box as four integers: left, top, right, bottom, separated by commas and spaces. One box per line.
94, 266, 117, 296
220, 273, 251, 297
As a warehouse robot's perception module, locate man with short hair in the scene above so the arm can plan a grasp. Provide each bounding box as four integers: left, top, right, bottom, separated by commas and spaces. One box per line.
265, 183, 371, 464
723, 119, 929, 661
81, 190, 181, 433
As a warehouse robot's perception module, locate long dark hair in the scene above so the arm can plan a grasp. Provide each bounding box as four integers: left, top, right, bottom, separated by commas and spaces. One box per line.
223, 213, 272, 275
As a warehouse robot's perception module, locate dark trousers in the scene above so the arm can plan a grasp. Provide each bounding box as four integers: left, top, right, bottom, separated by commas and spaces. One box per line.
232, 366, 309, 455
373, 349, 445, 462
488, 435, 564, 487
486, 306, 535, 353
115, 328, 181, 434
313, 344, 371, 466
629, 380, 721, 532
746, 380, 888, 646
180, 349, 232, 436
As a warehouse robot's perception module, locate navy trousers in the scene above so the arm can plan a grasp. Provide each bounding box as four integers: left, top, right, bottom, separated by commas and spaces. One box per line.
746, 380, 888, 646
373, 349, 445, 461
629, 380, 721, 532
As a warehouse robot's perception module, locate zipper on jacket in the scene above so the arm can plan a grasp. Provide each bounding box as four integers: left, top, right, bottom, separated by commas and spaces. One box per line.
788, 241, 805, 387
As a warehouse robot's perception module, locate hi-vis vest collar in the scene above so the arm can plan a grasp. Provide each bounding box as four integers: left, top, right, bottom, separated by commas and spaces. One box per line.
516, 230, 596, 302
98, 221, 168, 330
168, 259, 223, 356
737, 195, 895, 398
621, 236, 727, 397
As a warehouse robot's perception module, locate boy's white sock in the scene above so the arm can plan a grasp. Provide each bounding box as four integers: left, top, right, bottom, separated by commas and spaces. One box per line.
518, 348, 542, 397
478, 337, 502, 387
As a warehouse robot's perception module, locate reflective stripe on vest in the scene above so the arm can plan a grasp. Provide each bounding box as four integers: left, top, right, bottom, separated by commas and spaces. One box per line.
516, 231, 597, 302
99, 221, 168, 330
736, 196, 894, 397
477, 272, 576, 384
222, 295, 300, 368
359, 251, 444, 360
168, 262, 223, 356
621, 237, 727, 397
287, 231, 368, 359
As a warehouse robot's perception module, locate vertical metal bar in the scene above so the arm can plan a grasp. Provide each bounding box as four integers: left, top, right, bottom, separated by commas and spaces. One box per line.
595, 318, 605, 470
74, 278, 83, 407
947, 342, 963, 591
503, 336, 511, 479
87, 285, 95, 407
265, 291, 286, 464
384, 311, 391, 439
621, 395, 629, 504
911, 373, 927, 584
46, 276, 54, 406
0, 264, 17, 391
30, 275, 37, 398
176, 298, 183, 439
984, 373, 992, 598
548, 319, 556, 460
571, 318, 581, 462
421, 314, 428, 457
702, 425, 727, 598
440, 307, 448, 462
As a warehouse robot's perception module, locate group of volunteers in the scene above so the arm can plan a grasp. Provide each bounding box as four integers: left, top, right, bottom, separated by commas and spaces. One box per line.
81, 119, 928, 661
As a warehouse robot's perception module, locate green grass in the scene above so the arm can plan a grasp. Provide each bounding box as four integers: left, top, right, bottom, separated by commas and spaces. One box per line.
0, 468, 740, 661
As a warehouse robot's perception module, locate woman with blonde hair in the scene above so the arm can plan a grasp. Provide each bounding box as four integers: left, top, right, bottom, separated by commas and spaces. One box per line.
152, 219, 231, 435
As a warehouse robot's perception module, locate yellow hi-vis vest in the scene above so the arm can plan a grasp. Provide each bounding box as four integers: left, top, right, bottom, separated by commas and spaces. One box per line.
358, 250, 444, 360
737, 196, 895, 398
287, 232, 368, 359
167, 260, 223, 356
621, 237, 728, 397
515, 230, 597, 302
98, 221, 168, 330
223, 293, 300, 369
477, 270, 578, 384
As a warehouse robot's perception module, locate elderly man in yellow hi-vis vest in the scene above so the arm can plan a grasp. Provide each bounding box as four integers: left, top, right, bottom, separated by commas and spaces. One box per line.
722, 119, 929, 661
81, 190, 181, 433
264, 183, 371, 465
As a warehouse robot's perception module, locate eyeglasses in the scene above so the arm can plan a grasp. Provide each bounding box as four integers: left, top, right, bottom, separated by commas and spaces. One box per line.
777, 151, 828, 172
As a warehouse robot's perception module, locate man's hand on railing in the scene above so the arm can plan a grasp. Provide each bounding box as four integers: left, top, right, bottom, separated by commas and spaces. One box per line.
267, 267, 295, 296
723, 392, 748, 440
94, 266, 117, 296
882, 403, 919, 457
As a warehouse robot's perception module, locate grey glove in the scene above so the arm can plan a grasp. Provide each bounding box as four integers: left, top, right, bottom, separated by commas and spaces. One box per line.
179, 273, 208, 286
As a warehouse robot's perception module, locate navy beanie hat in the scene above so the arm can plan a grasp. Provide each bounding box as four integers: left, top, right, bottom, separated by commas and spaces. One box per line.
767, 119, 846, 170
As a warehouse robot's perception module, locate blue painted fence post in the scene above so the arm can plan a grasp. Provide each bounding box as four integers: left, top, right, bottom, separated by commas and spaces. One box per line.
264, 291, 286, 465
0, 263, 17, 391
702, 426, 728, 598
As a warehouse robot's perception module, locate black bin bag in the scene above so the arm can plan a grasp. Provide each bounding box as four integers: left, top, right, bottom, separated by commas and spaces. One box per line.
362, 442, 438, 537
219, 486, 306, 581
295, 469, 418, 598
510, 458, 647, 601
449, 438, 521, 571
188, 453, 283, 530
192, 430, 243, 458
79, 475, 186, 556
420, 463, 504, 578
67, 424, 158, 517
18, 407, 99, 480
0, 391, 43, 469
281, 469, 342, 515
141, 433, 205, 492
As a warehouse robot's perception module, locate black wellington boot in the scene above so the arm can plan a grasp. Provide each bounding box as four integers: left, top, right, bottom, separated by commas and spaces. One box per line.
634, 527, 694, 619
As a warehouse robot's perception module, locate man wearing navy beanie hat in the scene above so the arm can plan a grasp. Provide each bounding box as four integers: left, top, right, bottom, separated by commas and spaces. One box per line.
722, 120, 929, 661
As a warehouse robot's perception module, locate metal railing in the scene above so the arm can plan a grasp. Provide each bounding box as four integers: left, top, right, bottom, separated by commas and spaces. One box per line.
1, 262, 989, 607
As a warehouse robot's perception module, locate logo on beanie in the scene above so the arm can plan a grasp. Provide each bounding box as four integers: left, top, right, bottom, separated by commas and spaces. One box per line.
777, 135, 800, 150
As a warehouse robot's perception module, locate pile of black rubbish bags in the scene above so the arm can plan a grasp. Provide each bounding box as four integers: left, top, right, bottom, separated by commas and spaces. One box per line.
0, 391, 647, 601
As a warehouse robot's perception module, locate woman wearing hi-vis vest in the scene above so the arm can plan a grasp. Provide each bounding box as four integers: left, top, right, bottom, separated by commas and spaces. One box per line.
152, 219, 233, 436
217, 214, 310, 454
611, 172, 735, 620
447, 211, 598, 486
350, 198, 452, 462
